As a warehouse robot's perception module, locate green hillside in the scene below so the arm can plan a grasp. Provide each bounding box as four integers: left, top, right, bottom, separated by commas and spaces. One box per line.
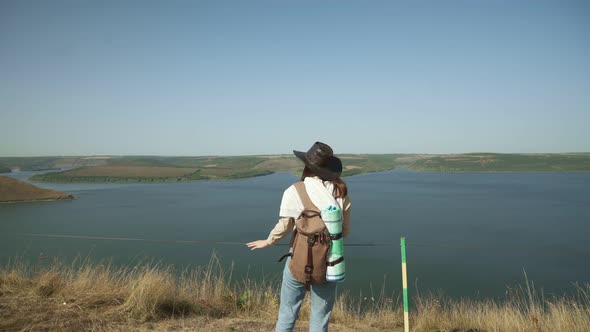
409, 153, 590, 172
28, 154, 398, 183
0, 156, 118, 172
29, 156, 276, 183
5, 152, 589, 183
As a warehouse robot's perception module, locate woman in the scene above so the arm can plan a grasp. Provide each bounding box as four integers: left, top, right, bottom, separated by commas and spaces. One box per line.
247, 142, 351, 332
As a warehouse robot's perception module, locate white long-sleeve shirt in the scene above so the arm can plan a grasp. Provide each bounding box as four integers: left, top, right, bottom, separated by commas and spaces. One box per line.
266, 177, 351, 245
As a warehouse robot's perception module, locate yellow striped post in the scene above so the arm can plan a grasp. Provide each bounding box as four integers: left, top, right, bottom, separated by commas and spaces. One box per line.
401, 237, 409, 332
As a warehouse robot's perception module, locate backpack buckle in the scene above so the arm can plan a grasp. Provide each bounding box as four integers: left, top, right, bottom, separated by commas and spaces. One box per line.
307, 236, 316, 246
305, 265, 313, 274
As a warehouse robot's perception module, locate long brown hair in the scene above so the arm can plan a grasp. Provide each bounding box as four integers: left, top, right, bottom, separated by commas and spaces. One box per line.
300, 166, 348, 199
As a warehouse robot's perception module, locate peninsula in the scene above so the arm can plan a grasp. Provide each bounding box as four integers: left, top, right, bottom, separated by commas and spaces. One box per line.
0, 176, 74, 203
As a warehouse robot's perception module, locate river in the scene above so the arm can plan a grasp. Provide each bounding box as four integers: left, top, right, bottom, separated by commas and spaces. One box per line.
1, 169, 589, 300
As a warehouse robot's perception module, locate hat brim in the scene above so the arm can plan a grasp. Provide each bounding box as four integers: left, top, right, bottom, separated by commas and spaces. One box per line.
293, 150, 342, 181
293, 150, 307, 163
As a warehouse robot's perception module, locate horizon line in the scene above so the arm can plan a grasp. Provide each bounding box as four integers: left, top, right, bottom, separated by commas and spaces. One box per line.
1, 151, 590, 158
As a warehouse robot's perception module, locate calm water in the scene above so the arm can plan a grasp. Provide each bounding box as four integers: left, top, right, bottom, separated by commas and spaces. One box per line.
1, 170, 589, 300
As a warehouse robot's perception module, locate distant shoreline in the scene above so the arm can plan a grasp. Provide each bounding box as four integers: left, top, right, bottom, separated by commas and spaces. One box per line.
0, 196, 74, 204
1, 153, 588, 183
404, 168, 590, 173
29, 169, 276, 183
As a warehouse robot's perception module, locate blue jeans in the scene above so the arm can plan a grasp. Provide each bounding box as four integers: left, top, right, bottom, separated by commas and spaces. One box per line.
275, 258, 337, 332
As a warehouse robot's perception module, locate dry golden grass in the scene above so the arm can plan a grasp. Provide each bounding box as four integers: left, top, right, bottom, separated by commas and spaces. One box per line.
0, 257, 589, 331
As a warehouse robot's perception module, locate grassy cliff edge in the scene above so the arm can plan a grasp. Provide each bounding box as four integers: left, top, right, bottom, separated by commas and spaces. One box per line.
1, 258, 588, 331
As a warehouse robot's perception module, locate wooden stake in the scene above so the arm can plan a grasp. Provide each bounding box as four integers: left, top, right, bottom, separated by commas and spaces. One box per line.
401, 237, 409, 332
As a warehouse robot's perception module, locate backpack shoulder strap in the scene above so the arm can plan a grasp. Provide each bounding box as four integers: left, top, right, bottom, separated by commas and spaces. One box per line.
293, 181, 320, 212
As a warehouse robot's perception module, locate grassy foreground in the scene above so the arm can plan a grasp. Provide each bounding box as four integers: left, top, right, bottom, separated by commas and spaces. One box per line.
1, 258, 589, 332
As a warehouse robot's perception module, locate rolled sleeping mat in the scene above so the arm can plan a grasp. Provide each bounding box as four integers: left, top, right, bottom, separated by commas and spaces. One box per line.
322, 205, 345, 282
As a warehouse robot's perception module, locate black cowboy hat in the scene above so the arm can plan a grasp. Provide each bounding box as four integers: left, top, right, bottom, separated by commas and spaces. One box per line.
293, 142, 343, 181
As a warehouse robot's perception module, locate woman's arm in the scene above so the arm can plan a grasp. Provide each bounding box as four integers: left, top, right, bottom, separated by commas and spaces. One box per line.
246, 217, 295, 250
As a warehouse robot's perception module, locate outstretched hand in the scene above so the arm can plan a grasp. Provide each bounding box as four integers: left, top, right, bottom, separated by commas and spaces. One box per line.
246, 240, 269, 250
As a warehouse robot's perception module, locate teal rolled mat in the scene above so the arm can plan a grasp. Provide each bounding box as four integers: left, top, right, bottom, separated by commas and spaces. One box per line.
322, 205, 345, 282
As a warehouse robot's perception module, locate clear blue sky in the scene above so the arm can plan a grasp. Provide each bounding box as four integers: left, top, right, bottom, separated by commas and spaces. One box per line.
1, 0, 589, 156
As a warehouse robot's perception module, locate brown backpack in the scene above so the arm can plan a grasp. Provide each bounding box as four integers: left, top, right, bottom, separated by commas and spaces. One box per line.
278, 181, 333, 287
